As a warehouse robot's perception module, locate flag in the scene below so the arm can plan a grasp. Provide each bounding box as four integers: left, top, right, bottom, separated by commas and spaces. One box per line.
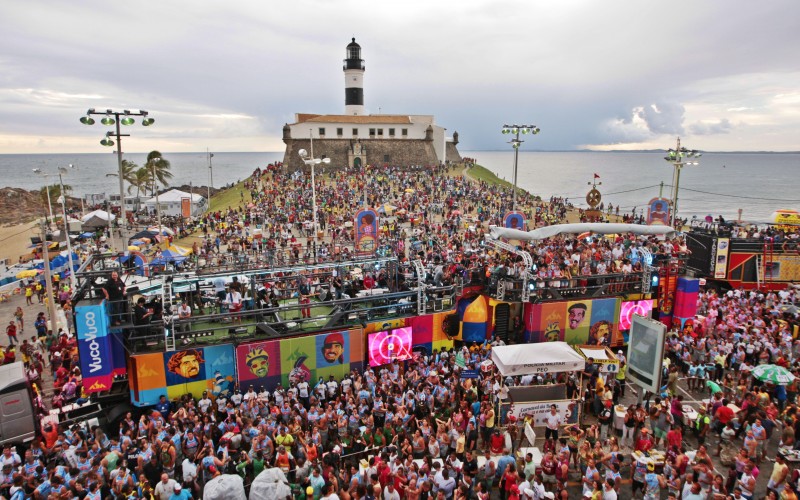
594, 173, 600, 178
455, 351, 466, 369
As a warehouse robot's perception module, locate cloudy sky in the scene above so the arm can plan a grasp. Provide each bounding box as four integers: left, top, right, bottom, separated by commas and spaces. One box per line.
1, 0, 798, 153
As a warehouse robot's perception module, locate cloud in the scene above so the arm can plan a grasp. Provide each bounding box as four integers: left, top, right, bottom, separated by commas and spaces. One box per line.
688, 118, 733, 135
635, 102, 685, 135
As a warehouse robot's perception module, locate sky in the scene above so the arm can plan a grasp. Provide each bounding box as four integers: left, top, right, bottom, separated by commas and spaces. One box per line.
1, 0, 798, 154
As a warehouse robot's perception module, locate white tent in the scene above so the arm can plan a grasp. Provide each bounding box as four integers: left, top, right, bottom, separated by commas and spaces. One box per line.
491, 342, 586, 376
80, 209, 116, 223
144, 189, 206, 217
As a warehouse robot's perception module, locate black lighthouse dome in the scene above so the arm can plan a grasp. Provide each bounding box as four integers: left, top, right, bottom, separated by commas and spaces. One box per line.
344, 38, 364, 70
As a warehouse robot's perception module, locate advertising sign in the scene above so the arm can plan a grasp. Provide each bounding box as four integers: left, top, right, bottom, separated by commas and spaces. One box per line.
524, 298, 621, 346
619, 299, 654, 331
646, 197, 671, 226
76, 301, 114, 394
627, 315, 667, 394
368, 327, 413, 367
500, 399, 580, 426
503, 211, 526, 230
714, 237, 730, 279
355, 209, 379, 253
128, 344, 237, 406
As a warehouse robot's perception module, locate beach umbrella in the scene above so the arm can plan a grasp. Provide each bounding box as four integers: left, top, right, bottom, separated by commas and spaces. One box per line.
751, 364, 795, 385
16, 269, 39, 279
128, 245, 140, 251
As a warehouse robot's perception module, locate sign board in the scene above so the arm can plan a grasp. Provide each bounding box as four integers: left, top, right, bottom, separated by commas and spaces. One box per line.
181, 197, 192, 218
460, 369, 480, 379
714, 237, 729, 279
575, 345, 620, 374
626, 314, 667, 394
524, 423, 537, 447
500, 399, 580, 426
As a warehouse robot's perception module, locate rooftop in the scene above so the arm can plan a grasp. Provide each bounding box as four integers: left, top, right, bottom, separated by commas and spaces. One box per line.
294, 114, 413, 125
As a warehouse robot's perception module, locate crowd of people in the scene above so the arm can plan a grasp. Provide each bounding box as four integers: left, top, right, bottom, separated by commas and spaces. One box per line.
1, 160, 800, 500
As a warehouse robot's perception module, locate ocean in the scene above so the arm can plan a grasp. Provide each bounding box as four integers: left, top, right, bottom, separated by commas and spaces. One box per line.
0, 151, 797, 221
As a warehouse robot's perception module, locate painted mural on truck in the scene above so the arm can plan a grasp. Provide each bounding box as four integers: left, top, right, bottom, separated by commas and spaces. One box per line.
524, 298, 621, 346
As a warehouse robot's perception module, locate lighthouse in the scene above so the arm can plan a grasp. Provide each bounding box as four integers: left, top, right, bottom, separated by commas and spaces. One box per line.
343, 38, 365, 116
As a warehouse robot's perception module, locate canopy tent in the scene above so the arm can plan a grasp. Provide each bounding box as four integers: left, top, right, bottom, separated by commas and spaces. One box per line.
33, 251, 79, 277
167, 244, 192, 256
80, 209, 115, 223
149, 249, 187, 267
129, 230, 159, 242
489, 223, 677, 241
491, 342, 586, 376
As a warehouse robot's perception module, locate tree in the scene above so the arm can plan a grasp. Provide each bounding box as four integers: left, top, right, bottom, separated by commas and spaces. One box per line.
120, 159, 139, 189
145, 150, 173, 195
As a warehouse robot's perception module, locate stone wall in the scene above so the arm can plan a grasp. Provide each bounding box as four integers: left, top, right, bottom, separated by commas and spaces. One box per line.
282, 138, 457, 172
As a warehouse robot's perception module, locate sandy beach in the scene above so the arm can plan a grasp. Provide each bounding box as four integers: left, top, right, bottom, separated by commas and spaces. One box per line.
0, 221, 41, 265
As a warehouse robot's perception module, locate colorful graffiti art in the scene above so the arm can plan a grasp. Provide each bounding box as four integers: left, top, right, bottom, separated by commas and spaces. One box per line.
525, 298, 621, 346
236, 329, 364, 390
408, 312, 454, 359
128, 344, 236, 406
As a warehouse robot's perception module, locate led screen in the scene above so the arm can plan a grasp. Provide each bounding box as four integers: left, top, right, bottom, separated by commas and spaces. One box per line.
619, 299, 654, 331
368, 327, 413, 367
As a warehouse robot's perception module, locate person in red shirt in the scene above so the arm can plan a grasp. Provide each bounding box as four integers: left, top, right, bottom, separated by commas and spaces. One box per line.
635, 428, 653, 453
714, 399, 735, 433
490, 428, 506, 455
666, 425, 683, 450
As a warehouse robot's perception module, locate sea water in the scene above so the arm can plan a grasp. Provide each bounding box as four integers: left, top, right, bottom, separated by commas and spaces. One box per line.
0, 151, 797, 221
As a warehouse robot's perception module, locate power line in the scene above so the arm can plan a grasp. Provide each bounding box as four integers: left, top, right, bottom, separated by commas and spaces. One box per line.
604, 184, 662, 196
669, 186, 800, 203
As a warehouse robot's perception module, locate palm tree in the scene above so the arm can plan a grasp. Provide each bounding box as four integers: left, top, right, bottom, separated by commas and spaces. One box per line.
120, 159, 139, 188
145, 150, 173, 195
130, 167, 151, 198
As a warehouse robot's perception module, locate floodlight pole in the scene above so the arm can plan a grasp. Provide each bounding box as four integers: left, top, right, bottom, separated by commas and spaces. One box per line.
501, 124, 541, 213
58, 171, 77, 291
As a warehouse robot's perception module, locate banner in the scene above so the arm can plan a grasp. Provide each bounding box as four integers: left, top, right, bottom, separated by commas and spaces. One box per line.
75, 301, 114, 394
646, 197, 671, 226
181, 197, 191, 217
236, 329, 364, 391
355, 209, 378, 253
714, 237, 729, 279
503, 211, 526, 230
128, 344, 237, 406
524, 298, 621, 346
500, 399, 580, 426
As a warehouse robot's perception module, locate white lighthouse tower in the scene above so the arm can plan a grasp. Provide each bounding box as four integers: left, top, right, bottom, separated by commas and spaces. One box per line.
343, 38, 365, 116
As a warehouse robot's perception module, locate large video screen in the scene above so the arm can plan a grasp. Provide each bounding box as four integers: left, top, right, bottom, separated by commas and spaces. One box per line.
368, 327, 413, 367
619, 299, 654, 331
626, 315, 666, 394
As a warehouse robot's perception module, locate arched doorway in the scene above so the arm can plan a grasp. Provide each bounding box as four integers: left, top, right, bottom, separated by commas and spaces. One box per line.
353, 157, 362, 168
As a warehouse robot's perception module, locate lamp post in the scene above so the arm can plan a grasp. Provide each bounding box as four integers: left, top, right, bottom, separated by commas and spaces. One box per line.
149, 156, 163, 232
80, 108, 154, 252
207, 150, 214, 208
501, 124, 540, 212
56, 166, 77, 291
663, 137, 701, 228
298, 132, 330, 242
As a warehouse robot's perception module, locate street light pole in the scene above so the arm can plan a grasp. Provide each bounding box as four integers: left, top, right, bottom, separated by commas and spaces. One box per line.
298, 140, 330, 247
150, 157, 162, 232
80, 108, 154, 253
57, 167, 77, 291
663, 137, 701, 228
40, 221, 59, 335
501, 124, 541, 213
207, 149, 214, 208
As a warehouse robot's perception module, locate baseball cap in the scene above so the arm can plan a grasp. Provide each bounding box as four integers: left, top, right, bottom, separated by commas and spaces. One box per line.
174, 484, 182, 491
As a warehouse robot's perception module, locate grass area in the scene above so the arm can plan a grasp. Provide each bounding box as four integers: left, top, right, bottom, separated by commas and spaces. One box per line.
209, 180, 252, 213
465, 164, 541, 201
464, 164, 515, 189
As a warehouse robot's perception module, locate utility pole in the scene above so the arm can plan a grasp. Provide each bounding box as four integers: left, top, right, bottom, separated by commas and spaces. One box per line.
40, 221, 59, 335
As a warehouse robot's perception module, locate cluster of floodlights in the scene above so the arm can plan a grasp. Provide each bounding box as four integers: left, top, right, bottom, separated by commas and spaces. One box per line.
79, 108, 154, 146
664, 146, 702, 164
501, 124, 541, 148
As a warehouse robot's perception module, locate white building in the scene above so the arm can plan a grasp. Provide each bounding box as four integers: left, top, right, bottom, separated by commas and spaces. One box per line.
144, 189, 206, 217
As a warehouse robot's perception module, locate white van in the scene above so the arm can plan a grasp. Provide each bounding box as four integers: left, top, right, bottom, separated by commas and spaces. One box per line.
0, 362, 38, 446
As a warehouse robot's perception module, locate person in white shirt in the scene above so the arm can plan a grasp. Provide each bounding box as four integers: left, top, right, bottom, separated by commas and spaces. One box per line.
383, 482, 401, 500
544, 405, 563, 441
153, 473, 177, 500
177, 301, 192, 332
198, 392, 212, 413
